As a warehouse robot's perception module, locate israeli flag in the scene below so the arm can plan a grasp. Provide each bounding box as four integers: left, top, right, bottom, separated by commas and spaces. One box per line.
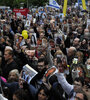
49, 0, 60, 9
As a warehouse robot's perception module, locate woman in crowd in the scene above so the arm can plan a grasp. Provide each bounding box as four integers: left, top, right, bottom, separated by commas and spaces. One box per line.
13, 89, 30, 100
36, 83, 50, 100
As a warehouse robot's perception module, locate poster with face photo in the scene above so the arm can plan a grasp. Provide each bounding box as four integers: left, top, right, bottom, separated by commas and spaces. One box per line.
54, 33, 63, 44
25, 20, 31, 27
30, 33, 37, 47
22, 64, 38, 84
27, 14, 32, 20
44, 66, 58, 82
42, 38, 47, 47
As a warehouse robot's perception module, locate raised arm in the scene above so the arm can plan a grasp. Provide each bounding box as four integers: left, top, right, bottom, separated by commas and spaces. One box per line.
56, 73, 74, 95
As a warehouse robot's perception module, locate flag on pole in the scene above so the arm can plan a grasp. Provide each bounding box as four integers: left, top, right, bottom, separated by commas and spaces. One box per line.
82, 0, 86, 10
49, 0, 60, 9
78, 0, 82, 5
63, 0, 68, 17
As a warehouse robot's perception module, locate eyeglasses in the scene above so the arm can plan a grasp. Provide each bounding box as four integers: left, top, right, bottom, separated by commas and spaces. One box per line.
38, 65, 44, 67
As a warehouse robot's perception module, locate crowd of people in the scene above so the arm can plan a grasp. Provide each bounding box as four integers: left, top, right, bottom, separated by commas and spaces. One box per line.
0, 3, 90, 100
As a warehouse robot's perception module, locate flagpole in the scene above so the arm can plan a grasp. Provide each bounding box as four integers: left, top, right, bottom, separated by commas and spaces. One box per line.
63, 0, 68, 17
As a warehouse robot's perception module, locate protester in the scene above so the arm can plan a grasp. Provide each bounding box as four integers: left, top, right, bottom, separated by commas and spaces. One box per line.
7, 69, 19, 83
0, 2, 90, 100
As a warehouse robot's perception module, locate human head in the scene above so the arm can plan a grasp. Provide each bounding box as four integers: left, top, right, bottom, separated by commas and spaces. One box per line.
8, 69, 19, 82
6, 25, 10, 32
73, 77, 85, 94
74, 77, 84, 87
5, 46, 13, 51
77, 26, 83, 34
17, 26, 21, 33
38, 83, 50, 100
37, 57, 46, 72
72, 24, 76, 31
67, 46, 76, 57
54, 50, 63, 58
75, 51, 84, 63
73, 38, 80, 47
84, 29, 89, 38
81, 38, 87, 45
85, 58, 90, 65
56, 57, 62, 67
49, 39, 55, 48
13, 89, 29, 100
75, 88, 88, 100
42, 37, 48, 47
18, 36, 23, 43
39, 30, 45, 40
53, 57, 58, 66
4, 49, 13, 61
25, 50, 35, 59
55, 44, 60, 51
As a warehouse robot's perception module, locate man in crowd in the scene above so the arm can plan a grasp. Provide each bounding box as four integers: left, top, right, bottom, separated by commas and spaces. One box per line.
2, 47, 18, 79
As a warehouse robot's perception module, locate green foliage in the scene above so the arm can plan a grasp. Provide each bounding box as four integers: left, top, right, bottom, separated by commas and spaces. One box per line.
29, 0, 48, 6
0, 0, 48, 8
0, 0, 27, 8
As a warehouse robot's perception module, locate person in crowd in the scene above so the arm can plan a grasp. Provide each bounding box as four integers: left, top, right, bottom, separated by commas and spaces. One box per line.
4, 25, 14, 42
7, 69, 19, 83
84, 58, 90, 84
73, 38, 80, 50
80, 28, 90, 41
31, 57, 47, 90
75, 51, 84, 64
0, 74, 37, 100
25, 49, 38, 70
36, 83, 50, 100
0, 4, 90, 100
56, 72, 88, 100
37, 30, 45, 45
67, 46, 76, 65
75, 88, 88, 100
2, 48, 19, 79
80, 38, 88, 50
66, 47, 77, 84
13, 88, 30, 100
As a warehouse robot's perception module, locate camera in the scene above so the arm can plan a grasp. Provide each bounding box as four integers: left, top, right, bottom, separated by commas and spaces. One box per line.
72, 58, 78, 64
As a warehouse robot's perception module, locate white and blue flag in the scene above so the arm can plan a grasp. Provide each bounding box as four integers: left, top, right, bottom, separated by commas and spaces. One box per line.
49, 0, 60, 9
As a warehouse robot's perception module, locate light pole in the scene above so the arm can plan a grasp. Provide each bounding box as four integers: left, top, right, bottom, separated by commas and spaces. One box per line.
20, 3, 24, 9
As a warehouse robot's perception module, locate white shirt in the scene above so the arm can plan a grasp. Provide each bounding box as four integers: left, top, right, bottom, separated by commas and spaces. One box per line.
56, 73, 76, 100
0, 94, 8, 100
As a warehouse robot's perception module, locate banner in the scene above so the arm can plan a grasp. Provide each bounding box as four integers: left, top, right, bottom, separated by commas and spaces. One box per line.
82, 0, 86, 10
63, 0, 68, 17
13, 8, 29, 17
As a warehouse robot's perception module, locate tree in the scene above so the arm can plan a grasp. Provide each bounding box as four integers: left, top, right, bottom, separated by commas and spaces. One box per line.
0, 0, 27, 8
0, 0, 48, 8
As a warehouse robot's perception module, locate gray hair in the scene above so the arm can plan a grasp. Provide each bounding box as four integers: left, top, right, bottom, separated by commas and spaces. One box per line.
85, 58, 90, 65
9, 69, 19, 77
